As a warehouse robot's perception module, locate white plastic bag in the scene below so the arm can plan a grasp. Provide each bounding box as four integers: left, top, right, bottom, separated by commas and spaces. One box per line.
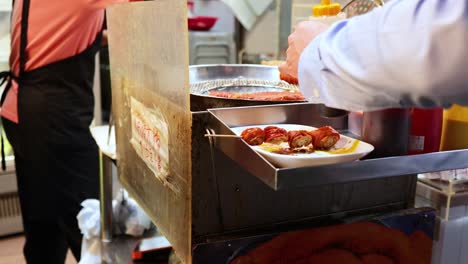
77, 190, 153, 263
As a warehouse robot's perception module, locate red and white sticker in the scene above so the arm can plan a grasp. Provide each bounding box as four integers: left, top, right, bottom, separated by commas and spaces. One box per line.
130, 97, 178, 193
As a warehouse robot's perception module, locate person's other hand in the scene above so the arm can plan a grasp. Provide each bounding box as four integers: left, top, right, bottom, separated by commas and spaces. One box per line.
279, 21, 329, 80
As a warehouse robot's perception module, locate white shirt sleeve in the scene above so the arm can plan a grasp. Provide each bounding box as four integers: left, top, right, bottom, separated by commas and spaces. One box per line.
298, 0, 468, 111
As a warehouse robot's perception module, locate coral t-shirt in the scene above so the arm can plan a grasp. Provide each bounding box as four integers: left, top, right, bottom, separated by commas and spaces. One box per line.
1, 0, 128, 123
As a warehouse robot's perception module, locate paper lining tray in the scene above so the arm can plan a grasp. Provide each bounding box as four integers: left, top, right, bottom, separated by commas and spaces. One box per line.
207, 103, 468, 190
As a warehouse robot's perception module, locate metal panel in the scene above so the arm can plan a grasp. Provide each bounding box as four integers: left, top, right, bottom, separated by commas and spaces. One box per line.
214, 151, 415, 232
191, 112, 416, 243
191, 112, 225, 238
107, 2, 192, 263
277, 151, 468, 188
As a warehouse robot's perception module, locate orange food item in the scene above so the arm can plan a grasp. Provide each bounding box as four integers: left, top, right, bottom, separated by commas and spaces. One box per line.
229, 222, 431, 264
302, 249, 363, 264
308, 126, 340, 149
208, 91, 305, 101
288, 130, 313, 148
241, 128, 265, 146
409, 230, 433, 264
361, 254, 395, 264
239, 125, 341, 150
280, 73, 299, 85
264, 126, 288, 144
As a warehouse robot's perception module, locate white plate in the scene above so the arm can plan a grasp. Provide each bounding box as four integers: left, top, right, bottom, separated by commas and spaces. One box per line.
231, 124, 374, 168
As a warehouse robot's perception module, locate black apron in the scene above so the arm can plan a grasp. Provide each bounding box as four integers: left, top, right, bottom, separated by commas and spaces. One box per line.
0, 0, 100, 240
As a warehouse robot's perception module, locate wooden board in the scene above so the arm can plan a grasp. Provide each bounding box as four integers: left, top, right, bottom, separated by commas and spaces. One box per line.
107, 2, 191, 262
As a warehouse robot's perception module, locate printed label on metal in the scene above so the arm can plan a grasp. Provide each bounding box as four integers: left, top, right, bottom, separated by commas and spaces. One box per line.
130, 97, 178, 193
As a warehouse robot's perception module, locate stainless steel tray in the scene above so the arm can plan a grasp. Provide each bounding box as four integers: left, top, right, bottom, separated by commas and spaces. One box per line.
190, 64, 287, 85
189, 64, 348, 117
206, 103, 468, 190
189, 64, 305, 111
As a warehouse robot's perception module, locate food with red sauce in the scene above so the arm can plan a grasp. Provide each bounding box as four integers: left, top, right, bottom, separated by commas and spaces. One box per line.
208, 91, 304, 101
240, 126, 341, 154
240, 127, 265, 146
288, 130, 313, 148
264, 126, 288, 144
308, 126, 340, 150
279, 73, 299, 85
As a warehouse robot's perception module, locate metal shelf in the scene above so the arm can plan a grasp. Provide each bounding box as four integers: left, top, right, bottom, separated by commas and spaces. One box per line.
276, 151, 468, 189
207, 103, 468, 190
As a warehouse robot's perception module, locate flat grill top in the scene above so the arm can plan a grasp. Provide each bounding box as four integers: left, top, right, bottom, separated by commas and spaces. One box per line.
189, 64, 301, 101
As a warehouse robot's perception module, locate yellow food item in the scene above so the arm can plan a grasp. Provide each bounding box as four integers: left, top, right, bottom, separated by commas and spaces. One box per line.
440, 104, 468, 150
259, 143, 284, 153
329, 3, 342, 16
312, 1, 341, 17
312, 5, 328, 17
327, 139, 360, 154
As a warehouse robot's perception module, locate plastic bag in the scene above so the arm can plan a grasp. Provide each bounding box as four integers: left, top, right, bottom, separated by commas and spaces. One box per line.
77, 190, 153, 263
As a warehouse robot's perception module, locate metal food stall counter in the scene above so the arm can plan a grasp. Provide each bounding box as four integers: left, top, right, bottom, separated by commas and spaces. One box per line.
106, 2, 468, 262
206, 103, 468, 190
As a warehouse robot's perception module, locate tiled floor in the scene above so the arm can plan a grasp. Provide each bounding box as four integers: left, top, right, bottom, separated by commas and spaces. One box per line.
0, 234, 76, 264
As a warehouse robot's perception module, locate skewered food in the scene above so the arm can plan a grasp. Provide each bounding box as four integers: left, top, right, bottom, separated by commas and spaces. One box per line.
288, 130, 313, 148
308, 126, 340, 150
208, 91, 305, 101
240, 126, 342, 155
240, 128, 265, 146
264, 126, 288, 144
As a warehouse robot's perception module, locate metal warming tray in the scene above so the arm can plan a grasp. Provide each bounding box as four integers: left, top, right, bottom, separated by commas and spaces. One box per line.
189, 64, 304, 111
207, 103, 468, 190
108, 3, 421, 262
190, 64, 290, 85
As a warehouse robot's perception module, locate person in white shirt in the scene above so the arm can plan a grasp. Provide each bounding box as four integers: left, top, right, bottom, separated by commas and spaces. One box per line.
279, 0, 468, 111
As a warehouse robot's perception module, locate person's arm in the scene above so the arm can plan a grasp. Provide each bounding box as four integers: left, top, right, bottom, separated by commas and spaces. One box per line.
297, 0, 468, 111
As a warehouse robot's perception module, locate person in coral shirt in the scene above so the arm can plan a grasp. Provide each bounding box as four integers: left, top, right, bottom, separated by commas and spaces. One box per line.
0, 0, 137, 262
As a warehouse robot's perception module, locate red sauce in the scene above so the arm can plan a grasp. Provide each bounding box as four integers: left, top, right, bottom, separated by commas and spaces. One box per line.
272, 146, 315, 155
209, 91, 305, 101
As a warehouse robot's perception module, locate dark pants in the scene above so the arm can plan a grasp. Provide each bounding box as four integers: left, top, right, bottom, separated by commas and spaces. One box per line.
2, 78, 99, 263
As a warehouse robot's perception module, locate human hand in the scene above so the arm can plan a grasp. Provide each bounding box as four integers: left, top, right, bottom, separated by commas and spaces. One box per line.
279, 21, 329, 80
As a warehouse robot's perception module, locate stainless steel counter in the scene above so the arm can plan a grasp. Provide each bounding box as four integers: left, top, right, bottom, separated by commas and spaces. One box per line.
207, 103, 468, 190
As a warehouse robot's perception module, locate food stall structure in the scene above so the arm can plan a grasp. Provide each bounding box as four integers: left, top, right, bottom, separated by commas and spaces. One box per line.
106, 2, 468, 263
